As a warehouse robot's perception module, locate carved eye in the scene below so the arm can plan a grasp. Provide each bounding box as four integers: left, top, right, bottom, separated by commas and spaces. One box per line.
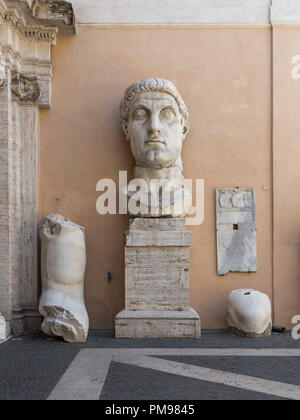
133, 108, 148, 121
160, 108, 175, 121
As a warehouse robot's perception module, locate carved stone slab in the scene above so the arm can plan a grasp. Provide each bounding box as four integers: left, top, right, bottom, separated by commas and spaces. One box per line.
216, 188, 257, 275
125, 218, 191, 312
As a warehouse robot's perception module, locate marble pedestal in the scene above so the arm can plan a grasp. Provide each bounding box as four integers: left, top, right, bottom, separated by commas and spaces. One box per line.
115, 218, 201, 338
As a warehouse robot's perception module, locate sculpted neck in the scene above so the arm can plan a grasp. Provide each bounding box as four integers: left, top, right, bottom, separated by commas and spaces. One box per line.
133, 164, 184, 188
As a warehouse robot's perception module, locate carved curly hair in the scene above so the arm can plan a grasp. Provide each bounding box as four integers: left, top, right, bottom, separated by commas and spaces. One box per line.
120, 78, 190, 140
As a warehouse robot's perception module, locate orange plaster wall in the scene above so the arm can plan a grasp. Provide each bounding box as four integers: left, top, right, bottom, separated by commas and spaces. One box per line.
39, 27, 273, 329
273, 28, 300, 328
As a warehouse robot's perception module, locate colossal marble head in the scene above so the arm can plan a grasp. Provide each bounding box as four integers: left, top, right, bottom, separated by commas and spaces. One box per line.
120, 78, 189, 169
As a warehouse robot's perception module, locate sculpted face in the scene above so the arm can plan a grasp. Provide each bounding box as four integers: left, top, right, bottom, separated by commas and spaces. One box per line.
127, 91, 185, 168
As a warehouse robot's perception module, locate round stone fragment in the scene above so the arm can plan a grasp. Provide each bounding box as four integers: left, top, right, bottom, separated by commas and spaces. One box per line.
227, 289, 272, 338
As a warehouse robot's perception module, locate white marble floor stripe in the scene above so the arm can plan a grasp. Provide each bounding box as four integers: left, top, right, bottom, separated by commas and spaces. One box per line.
117, 355, 300, 400
104, 348, 300, 357
48, 348, 300, 400
48, 350, 112, 400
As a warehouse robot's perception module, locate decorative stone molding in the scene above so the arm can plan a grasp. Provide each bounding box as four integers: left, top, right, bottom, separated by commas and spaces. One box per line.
0, 1, 75, 41
0, 1, 76, 336
0, 0, 75, 108
11, 71, 41, 105
32, 0, 74, 27
1, 3, 55, 46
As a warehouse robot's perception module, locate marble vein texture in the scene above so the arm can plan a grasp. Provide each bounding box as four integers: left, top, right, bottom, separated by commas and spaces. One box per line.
227, 289, 272, 338
0, 0, 75, 336
120, 78, 192, 218
39, 214, 89, 343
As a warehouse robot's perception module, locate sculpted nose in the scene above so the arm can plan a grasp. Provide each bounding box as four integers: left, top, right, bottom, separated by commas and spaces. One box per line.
148, 114, 161, 136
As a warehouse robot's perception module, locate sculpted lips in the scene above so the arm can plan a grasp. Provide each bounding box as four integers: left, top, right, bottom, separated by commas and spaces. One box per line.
145, 137, 166, 146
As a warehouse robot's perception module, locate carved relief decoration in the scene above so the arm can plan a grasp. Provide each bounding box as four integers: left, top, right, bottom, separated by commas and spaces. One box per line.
219, 189, 253, 209
11, 71, 40, 105
0, 0, 75, 45
32, 0, 74, 26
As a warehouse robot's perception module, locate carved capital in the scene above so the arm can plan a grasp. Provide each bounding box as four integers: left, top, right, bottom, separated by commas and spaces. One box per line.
11, 71, 40, 105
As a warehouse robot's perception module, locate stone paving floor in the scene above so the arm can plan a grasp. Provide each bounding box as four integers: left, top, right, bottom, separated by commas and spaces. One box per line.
0, 330, 299, 400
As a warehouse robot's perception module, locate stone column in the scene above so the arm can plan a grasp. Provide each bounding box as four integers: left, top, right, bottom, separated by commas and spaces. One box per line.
0, 0, 75, 337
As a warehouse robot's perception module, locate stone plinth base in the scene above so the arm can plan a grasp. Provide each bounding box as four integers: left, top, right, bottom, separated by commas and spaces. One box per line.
116, 218, 201, 338
115, 308, 201, 338
11, 308, 42, 336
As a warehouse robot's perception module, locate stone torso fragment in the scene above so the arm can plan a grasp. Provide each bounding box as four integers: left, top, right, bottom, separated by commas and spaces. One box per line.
39, 214, 89, 343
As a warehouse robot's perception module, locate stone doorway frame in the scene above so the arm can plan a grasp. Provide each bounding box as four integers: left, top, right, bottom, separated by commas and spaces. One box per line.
0, 0, 76, 336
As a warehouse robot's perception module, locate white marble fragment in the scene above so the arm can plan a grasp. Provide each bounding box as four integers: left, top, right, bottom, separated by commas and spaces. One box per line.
0, 314, 6, 341
0, 314, 10, 342
120, 78, 192, 217
227, 289, 272, 338
39, 214, 89, 343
